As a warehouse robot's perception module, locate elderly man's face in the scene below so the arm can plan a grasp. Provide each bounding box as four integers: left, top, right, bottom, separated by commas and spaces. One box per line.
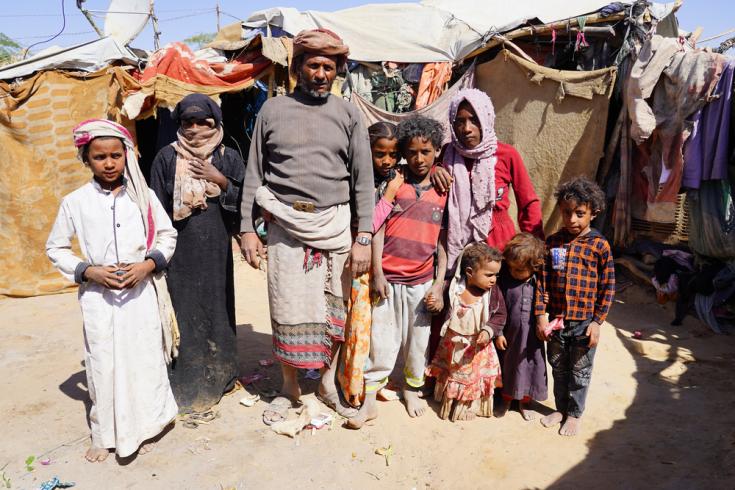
299, 54, 338, 98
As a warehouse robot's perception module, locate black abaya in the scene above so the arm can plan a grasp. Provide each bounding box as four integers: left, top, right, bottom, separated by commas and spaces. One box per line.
150, 144, 245, 413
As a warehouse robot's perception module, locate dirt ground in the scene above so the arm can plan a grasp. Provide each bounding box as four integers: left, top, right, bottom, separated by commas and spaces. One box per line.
1, 258, 734, 490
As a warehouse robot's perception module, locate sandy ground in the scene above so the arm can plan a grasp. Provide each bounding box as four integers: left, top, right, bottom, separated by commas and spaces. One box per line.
1, 258, 734, 490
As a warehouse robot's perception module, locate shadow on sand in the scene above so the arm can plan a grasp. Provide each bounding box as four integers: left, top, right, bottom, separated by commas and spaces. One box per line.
547, 298, 735, 489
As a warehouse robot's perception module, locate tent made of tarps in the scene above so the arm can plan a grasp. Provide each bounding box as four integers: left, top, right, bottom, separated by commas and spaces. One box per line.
0, 41, 272, 296
0, 68, 134, 297
475, 51, 616, 233
0, 37, 138, 81
422, 0, 632, 37
243, 1, 633, 63
121, 42, 272, 119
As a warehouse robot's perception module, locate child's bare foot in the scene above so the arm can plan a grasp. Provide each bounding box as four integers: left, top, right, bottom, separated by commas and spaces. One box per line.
439, 396, 453, 420
85, 446, 110, 462
452, 400, 477, 421
477, 395, 492, 417
559, 415, 582, 436
345, 393, 377, 429
520, 401, 536, 421
540, 411, 564, 428
495, 398, 511, 418
403, 387, 426, 418
138, 440, 155, 455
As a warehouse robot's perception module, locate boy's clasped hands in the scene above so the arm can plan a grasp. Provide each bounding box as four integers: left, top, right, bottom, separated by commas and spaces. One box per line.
83, 260, 157, 289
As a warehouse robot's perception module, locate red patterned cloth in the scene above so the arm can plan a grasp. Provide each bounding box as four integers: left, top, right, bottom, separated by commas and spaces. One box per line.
427, 331, 502, 402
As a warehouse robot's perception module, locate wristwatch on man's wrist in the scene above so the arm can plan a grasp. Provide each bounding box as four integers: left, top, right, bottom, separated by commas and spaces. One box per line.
356, 236, 372, 246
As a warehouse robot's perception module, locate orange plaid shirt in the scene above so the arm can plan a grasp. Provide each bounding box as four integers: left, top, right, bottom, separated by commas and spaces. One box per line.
534, 229, 615, 324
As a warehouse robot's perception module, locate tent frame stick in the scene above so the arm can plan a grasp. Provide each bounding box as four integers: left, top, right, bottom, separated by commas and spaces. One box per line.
461, 0, 683, 63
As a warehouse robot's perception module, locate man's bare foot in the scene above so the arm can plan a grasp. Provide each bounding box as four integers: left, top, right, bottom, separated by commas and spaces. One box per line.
403, 387, 426, 418
520, 401, 537, 421
85, 446, 109, 462
138, 440, 155, 455
540, 411, 564, 428
282, 375, 302, 403
317, 386, 358, 418
496, 398, 511, 418
345, 393, 377, 429
559, 415, 582, 436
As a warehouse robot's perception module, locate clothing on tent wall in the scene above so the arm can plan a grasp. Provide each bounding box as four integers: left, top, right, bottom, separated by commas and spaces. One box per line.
415, 62, 452, 109
682, 59, 735, 189
626, 35, 726, 223
687, 180, 735, 260
350, 65, 475, 143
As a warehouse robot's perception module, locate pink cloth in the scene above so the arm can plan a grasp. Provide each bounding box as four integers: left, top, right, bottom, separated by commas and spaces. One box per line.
444, 88, 499, 271
372, 197, 394, 233
544, 317, 565, 337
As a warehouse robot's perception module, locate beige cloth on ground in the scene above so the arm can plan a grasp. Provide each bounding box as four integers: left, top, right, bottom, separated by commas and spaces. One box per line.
172, 123, 223, 221
256, 186, 351, 326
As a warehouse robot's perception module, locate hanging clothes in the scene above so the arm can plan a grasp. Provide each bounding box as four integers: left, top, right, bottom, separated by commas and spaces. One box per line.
415, 62, 452, 109
625, 35, 727, 223
683, 59, 735, 189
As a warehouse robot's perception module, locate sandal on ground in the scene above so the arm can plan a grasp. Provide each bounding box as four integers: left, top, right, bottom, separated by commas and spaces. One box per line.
182, 410, 220, 429
262, 396, 292, 426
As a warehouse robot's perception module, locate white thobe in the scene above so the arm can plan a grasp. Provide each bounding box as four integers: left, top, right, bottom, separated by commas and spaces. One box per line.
46, 180, 179, 457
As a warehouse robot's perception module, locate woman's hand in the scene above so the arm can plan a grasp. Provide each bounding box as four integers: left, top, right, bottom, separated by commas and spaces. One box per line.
190, 159, 228, 191
118, 260, 156, 289
383, 169, 405, 203
495, 335, 507, 350
430, 166, 453, 194
84, 265, 124, 289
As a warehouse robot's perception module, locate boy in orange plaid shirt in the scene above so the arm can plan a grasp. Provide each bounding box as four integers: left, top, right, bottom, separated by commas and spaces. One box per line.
534, 176, 615, 436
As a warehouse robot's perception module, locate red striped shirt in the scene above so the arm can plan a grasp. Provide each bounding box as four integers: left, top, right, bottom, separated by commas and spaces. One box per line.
382, 183, 447, 285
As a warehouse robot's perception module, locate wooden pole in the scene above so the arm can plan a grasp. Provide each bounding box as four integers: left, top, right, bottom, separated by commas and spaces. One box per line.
216, 2, 221, 32
78, 7, 104, 37
461, 0, 684, 63
150, 2, 161, 50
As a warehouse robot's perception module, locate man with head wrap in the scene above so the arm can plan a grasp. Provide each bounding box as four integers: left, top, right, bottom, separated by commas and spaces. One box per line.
240, 29, 373, 422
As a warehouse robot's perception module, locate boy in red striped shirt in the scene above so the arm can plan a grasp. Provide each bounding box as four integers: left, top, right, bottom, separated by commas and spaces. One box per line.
348, 116, 447, 429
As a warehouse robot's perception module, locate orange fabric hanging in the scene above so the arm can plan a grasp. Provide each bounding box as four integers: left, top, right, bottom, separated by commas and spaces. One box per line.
414, 62, 452, 109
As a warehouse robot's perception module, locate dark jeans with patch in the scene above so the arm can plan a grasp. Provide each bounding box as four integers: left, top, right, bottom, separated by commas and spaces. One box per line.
547, 319, 596, 418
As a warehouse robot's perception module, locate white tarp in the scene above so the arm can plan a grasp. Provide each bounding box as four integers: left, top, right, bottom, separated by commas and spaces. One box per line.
421, 0, 632, 35
0, 37, 138, 80
244, 1, 633, 63
245, 3, 482, 63
104, 0, 152, 45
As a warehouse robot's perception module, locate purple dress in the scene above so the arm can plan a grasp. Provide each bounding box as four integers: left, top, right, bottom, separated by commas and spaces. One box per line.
498, 272, 548, 401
